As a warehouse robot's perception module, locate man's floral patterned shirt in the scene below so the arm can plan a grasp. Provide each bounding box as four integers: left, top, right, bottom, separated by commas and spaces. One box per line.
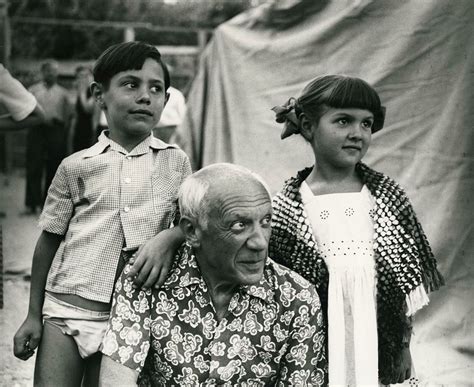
101, 245, 327, 386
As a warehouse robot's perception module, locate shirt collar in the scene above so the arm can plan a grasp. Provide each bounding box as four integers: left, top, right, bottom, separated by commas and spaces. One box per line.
82, 130, 177, 158
239, 270, 275, 304
163, 245, 275, 304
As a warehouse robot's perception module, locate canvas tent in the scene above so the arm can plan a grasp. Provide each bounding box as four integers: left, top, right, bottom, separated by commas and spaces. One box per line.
179, 0, 473, 384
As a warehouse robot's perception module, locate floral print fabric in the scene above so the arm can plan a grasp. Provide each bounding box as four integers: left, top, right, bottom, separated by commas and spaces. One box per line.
101, 245, 327, 386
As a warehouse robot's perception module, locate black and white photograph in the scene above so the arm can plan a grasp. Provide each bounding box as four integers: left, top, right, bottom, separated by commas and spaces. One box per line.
0, 0, 472, 386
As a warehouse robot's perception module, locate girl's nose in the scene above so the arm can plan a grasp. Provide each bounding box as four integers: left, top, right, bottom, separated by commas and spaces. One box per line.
349, 123, 363, 138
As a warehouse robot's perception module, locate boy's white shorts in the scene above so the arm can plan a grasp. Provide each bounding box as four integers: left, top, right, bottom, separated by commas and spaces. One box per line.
42, 292, 110, 358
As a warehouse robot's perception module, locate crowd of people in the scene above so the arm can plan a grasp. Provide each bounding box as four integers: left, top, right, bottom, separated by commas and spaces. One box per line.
1, 41, 444, 386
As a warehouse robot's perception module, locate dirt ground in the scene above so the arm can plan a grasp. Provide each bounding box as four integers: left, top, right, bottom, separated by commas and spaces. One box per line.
1, 171, 41, 386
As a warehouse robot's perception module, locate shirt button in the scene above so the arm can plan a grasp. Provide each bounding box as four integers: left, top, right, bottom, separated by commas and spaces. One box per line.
124, 177, 131, 184
126, 156, 132, 160
124, 206, 130, 212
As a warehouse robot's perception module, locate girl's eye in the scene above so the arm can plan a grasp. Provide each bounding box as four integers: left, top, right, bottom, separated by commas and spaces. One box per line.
362, 120, 373, 129
124, 82, 136, 89
230, 222, 246, 231
150, 86, 162, 94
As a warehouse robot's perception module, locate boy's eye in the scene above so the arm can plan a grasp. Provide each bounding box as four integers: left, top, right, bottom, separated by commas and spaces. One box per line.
123, 82, 136, 89
337, 118, 348, 126
150, 86, 163, 94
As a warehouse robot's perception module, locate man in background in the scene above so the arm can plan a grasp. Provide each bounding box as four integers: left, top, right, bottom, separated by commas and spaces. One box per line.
26, 60, 70, 214
70, 65, 95, 152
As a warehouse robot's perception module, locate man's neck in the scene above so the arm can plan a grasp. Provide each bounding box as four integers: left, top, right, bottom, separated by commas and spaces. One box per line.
199, 268, 237, 321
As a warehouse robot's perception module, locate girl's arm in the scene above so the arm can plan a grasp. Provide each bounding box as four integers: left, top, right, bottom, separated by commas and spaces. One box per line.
13, 231, 62, 360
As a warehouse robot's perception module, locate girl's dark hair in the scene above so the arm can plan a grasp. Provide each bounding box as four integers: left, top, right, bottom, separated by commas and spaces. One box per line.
297, 75, 385, 132
93, 41, 170, 90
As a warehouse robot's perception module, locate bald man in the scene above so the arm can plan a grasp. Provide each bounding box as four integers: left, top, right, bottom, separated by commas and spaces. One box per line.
100, 163, 328, 386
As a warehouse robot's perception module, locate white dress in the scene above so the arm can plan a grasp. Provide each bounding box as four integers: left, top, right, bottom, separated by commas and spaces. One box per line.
300, 182, 379, 387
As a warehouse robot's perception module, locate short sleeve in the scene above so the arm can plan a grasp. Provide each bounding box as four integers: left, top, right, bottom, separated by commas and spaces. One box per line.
39, 162, 74, 235
0, 64, 37, 121
101, 264, 152, 372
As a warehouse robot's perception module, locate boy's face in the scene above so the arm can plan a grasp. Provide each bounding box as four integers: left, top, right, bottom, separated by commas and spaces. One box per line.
95, 58, 168, 143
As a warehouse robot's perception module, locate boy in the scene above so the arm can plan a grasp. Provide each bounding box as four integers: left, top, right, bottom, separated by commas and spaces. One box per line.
13, 42, 191, 386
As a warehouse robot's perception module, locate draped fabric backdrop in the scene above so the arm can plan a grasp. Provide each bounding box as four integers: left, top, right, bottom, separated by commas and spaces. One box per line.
179, 0, 473, 383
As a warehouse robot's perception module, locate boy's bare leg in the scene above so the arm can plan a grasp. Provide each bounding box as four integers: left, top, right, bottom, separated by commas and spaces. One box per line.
82, 352, 102, 387
34, 321, 84, 387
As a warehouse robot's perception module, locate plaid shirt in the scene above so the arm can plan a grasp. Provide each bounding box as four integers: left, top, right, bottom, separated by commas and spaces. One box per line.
40, 132, 192, 303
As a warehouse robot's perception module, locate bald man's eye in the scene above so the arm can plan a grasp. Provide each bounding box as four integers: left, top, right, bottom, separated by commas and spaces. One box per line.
261, 215, 272, 227
230, 221, 246, 232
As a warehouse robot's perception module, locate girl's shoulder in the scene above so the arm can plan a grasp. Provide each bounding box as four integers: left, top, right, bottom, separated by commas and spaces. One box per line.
357, 162, 407, 195
278, 166, 313, 197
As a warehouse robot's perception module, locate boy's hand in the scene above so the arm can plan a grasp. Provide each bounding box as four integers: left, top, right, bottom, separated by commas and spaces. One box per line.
127, 228, 183, 290
13, 315, 43, 361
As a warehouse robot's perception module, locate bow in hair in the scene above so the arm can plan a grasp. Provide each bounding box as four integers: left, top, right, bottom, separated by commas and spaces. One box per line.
271, 98, 301, 139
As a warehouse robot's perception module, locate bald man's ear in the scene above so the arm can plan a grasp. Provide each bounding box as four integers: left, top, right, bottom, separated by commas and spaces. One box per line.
179, 216, 201, 248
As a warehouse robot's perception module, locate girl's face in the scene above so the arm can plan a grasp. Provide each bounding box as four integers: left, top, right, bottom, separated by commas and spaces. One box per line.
310, 107, 374, 170
98, 58, 168, 146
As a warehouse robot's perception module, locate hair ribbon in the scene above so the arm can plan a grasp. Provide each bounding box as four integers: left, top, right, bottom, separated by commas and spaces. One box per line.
271, 98, 300, 139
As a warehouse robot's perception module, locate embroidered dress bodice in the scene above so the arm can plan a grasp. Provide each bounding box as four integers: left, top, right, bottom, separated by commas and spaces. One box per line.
300, 181, 379, 386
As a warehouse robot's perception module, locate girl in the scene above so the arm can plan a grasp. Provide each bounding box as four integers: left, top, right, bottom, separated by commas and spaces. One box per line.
269, 75, 444, 386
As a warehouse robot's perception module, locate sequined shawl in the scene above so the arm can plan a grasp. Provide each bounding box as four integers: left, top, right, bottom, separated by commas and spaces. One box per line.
269, 162, 444, 381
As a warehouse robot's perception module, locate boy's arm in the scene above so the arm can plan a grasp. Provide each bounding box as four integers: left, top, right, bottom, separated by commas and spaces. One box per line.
127, 226, 184, 290
128, 154, 192, 290
13, 231, 62, 360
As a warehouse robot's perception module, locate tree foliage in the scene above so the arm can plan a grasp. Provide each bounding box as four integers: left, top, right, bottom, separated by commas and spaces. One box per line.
8, 0, 256, 59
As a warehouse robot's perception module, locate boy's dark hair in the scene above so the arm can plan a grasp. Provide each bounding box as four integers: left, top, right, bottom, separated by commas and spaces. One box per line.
298, 75, 385, 132
93, 41, 170, 90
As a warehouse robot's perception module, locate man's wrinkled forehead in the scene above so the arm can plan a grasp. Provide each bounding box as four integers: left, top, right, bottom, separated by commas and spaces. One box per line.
207, 178, 271, 217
